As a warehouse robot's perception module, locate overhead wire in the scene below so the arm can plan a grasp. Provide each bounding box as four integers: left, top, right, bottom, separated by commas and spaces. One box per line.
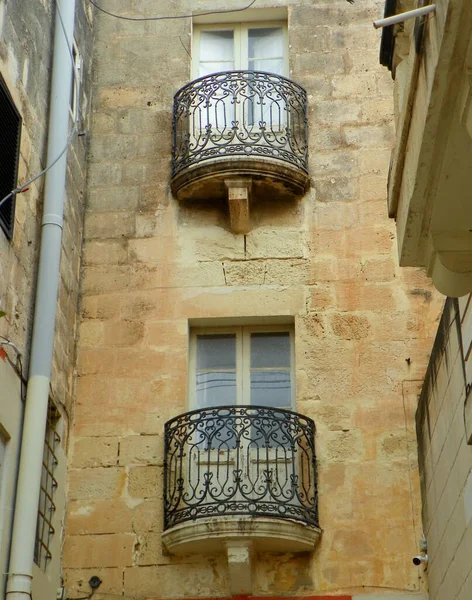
88, 0, 257, 22
0, 1, 258, 212
0, 0, 81, 212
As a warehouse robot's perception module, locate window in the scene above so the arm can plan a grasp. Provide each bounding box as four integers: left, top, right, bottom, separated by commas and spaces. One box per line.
34, 404, 60, 570
189, 326, 295, 411
0, 74, 22, 240
193, 22, 288, 78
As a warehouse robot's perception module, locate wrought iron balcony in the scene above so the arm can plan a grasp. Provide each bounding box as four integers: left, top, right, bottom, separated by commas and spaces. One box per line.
163, 405, 320, 558
170, 71, 309, 230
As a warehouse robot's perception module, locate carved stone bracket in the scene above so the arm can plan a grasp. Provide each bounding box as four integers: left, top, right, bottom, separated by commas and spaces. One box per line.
225, 178, 252, 234
226, 541, 253, 595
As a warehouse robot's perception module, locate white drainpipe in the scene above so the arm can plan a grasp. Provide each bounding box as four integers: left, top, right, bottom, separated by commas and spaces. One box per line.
6, 0, 76, 598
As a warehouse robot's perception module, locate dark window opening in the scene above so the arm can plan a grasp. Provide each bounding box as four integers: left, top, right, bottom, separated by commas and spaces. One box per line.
0, 73, 22, 240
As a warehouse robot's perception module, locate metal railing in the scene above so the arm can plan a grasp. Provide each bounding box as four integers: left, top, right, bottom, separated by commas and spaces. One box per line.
164, 405, 318, 530
171, 71, 308, 177
34, 403, 60, 570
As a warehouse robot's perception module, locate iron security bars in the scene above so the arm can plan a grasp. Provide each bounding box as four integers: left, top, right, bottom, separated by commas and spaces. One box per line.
171, 71, 308, 176
164, 405, 318, 530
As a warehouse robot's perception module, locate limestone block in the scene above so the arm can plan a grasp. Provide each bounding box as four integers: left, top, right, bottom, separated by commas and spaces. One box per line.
360, 173, 389, 201
81, 294, 122, 320
113, 347, 186, 378
310, 257, 336, 281
71, 437, 119, 468
344, 124, 394, 148
245, 229, 305, 260
77, 347, 117, 376
132, 500, 162, 534
97, 86, 158, 110
88, 162, 122, 187
67, 499, 133, 535
314, 99, 361, 126
84, 212, 136, 240
63, 567, 123, 599
81, 265, 130, 296
311, 150, 359, 179
68, 467, 126, 500
222, 261, 266, 286
78, 320, 104, 346
89, 134, 139, 161
134, 532, 162, 566
315, 202, 359, 230
119, 436, 163, 467
335, 281, 396, 312
64, 533, 135, 568
103, 320, 144, 346
87, 187, 139, 212
333, 73, 376, 98
321, 429, 365, 463
83, 240, 128, 265
307, 284, 335, 310
181, 227, 245, 262
361, 257, 396, 281
123, 561, 228, 598
128, 466, 161, 499
359, 147, 392, 177
330, 313, 371, 340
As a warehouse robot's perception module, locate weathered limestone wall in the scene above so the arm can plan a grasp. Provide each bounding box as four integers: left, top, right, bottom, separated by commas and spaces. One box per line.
0, 0, 93, 596
66, 0, 443, 597
416, 300, 472, 600
0, 0, 93, 409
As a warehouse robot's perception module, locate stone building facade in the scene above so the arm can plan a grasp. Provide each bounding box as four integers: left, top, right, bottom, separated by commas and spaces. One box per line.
63, 1, 443, 599
381, 1, 472, 599
0, 0, 93, 597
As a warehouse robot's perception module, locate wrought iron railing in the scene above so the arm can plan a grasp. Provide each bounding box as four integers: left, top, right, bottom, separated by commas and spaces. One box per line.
164, 405, 318, 530
171, 71, 308, 177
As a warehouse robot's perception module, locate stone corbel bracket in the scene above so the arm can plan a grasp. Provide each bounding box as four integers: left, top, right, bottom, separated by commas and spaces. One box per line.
225, 540, 253, 596
225, 178, 252, 234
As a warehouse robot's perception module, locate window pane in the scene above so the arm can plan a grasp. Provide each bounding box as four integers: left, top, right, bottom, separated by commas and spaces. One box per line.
248, 27, 284, 74
196, 371, 237, 408
250, 370, 291, 408
248, 57, 284, 74
200, 30, 234, 76
197, 334, 236, 370
250, 332, 290, 368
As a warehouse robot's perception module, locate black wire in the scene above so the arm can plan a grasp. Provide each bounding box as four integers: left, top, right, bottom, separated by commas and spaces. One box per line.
88, 0, 257, 22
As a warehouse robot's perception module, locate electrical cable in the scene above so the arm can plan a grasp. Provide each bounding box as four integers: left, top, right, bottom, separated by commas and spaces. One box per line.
0, 0, 81, 212
0, 337, 26, 400
88, 0, 257, 22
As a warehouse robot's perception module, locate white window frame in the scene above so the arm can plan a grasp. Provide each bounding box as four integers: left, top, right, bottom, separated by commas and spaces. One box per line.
192, 22, 289, 79
188, 324, 296, 410
69, 39, 82, 122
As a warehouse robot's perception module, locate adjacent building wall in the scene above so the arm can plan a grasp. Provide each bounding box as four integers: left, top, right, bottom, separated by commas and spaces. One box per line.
0, 0, 93, 596
65, 0, 443, 598
416, 299, 472, 600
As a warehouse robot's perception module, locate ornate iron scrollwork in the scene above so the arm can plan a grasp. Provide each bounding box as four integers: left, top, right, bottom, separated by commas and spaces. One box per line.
171, 71, 308, 177
164, 405, 319, 530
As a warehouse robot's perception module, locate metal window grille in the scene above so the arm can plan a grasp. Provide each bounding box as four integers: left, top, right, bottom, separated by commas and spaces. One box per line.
0, 73, 22, 240
34, 404, 60, 570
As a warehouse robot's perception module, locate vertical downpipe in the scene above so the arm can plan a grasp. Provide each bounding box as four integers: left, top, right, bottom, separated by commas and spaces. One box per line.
6, 0, 76, 598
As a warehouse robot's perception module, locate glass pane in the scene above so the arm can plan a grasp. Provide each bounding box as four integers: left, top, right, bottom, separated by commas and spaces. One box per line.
196, 371, 237, 408
248, 27, 284, 74
250, 332, 290, 368
248, 58, 284, 74
197, 334, 236, 370
250, 370, 291, 408
200, 30, 234, 76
